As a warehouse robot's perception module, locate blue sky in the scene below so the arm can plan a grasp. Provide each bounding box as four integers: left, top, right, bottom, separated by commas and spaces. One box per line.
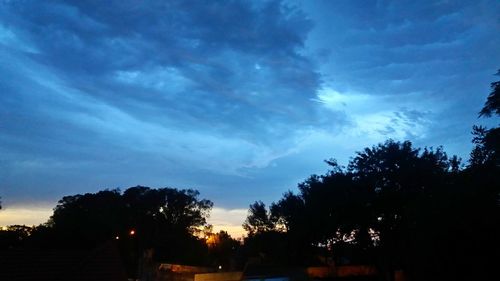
1, 0, 499, 236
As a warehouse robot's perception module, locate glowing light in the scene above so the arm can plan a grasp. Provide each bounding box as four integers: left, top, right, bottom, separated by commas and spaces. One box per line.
115, 236, 120, 240
205, 234, 218, 247
218, 265, 222, 270
130, 230, 135, 235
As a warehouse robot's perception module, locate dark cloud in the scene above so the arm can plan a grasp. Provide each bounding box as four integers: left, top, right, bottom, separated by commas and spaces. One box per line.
304, 0, 499, 97
2, 0, 321, 141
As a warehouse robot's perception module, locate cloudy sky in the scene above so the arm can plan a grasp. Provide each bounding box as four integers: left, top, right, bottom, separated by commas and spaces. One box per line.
1, 0, 499, 237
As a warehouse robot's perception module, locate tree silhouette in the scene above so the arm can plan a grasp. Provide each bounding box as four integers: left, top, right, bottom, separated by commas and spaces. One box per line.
245, 138, 499, 280
270, 191, 304, 233
242, 201, 275, 235
479, 69, 500, 117
25, 185, 213, 277
0, 225, 32, 249
472, 69, 500, 167
206, 230, 240, 270
48, 189, 125, 247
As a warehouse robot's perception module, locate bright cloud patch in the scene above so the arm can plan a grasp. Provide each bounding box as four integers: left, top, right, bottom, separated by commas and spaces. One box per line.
115, 67, 192, 91
316, 87, 431, 141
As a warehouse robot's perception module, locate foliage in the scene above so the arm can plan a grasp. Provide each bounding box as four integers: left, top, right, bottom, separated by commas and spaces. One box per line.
242, 201, 275, 235
26, 186, 213, 267
471, 69, 500, 167
206, 230, 241, 269
0, 225, 33, 249
470, 125, 500, 167
242, 140, 498, 279
478, 69, 500, 117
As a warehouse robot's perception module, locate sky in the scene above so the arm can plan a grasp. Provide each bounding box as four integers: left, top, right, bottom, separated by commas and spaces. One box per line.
1, 0, 499, 237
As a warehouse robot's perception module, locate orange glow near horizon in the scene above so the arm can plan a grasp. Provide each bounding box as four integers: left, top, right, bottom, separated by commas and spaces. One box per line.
205, 234, 218, 247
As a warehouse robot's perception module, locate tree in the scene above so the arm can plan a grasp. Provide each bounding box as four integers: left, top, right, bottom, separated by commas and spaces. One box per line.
0, 225, 33, 249
347, 141, 468, 277
261, 140, 472, 273
471, 69, 500, 167
28, 185, 213, 276
48, 189, 125, 247
270, 191, 304, 232
469, 125, 498, 166
242, 201, 274, 235
479, 69, 500, 117
206, 230, 240, 270
243, 201, 299, 264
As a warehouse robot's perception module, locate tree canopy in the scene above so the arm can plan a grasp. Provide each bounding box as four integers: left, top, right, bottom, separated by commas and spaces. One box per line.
18, 185, 213, 272
479, 69, 500, 117
242, 201, 275, 235
243, 137, 499, 279
471, 69, 500, 167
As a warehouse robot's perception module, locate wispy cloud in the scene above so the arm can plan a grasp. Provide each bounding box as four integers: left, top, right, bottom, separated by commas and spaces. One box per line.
316, 88, 431, 140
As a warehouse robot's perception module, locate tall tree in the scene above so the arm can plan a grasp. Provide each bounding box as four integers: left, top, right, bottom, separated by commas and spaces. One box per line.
470, 69, 500, 193
270, 191, 304, 233
206, 230, 240, 270
32, 186, 212, 266
242, 201, 274, 235
471, 69, 500, 166
479, 69, 500, 117
0, 225, 32, 249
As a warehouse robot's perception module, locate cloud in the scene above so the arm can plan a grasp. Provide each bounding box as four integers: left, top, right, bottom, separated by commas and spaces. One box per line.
2, 0, 325, 137
315, 87, 431, 141
297, 0, 499, 163
0, 0, 330, 206
302, 0, 500, 96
